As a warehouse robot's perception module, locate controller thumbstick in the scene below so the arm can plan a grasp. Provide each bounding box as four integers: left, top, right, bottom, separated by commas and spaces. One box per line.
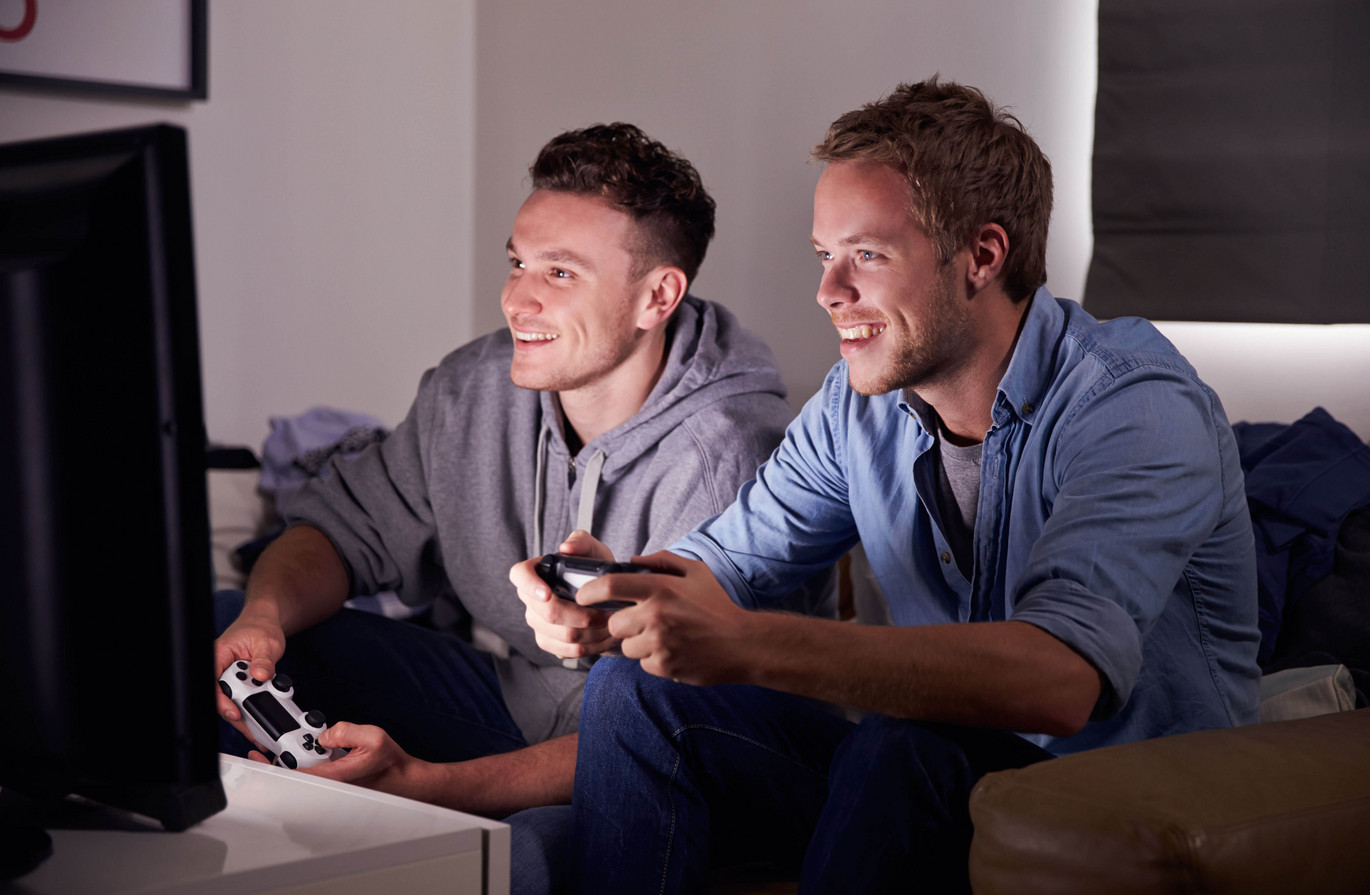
272, 674, 293, 692
305, 710, 326, 728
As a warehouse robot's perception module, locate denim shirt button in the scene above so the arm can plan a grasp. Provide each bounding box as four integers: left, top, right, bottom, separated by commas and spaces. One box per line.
1021, 401, 1035, 415
940, 551, 951, 564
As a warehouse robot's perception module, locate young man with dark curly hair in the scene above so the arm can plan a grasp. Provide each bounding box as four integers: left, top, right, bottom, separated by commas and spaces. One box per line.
212, 124, 799, 888
514, 79, 1260, 893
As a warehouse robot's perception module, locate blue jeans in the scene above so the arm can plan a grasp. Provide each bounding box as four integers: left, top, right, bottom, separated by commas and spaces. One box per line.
570, 657, 1053, 894
213, 591, 564, 894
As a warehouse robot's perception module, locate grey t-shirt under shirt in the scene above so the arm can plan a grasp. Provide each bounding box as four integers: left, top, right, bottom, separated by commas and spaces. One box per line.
936, 430, 982, 579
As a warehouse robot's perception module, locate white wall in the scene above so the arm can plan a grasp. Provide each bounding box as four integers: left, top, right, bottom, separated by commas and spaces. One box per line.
0, 1, 477, 447
474, 0, 1099, 412
4, 0, 1367, 444
1153, 322, 1370, 434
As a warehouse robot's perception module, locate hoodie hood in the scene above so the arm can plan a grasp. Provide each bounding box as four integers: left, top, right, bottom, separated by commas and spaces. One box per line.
532, 295, 787, 545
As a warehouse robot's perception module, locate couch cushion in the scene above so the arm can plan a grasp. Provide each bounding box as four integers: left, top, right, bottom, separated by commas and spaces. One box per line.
1259, 663, 1357, 722
968, 709, 1370, 895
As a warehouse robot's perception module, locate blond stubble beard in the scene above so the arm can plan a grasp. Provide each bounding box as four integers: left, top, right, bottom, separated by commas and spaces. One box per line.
846, 264, 973, 397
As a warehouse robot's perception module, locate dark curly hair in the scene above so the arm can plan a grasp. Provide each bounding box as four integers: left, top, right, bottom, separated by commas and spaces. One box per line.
813, 77, 1053, 303
530, 123, 716, 284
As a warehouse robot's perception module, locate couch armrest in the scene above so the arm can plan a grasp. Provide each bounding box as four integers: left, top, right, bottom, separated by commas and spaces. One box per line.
968, 709, 1370, 895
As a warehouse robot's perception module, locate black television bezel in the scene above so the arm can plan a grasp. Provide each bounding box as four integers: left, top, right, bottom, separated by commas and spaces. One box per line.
0, 123, 226, 832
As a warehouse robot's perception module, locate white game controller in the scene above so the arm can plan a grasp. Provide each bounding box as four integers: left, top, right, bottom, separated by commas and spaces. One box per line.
218, 661, 343, 770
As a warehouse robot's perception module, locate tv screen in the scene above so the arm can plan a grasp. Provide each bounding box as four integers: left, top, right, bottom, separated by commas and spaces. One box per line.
0, 124, 226, 835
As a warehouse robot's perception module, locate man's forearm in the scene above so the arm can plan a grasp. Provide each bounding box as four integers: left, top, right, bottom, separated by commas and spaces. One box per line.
391, 734, 578, 818
737, 613, 1102, 738
242, 524, 352, 636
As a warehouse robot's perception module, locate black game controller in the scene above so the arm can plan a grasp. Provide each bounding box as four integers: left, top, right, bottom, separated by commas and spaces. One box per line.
535, 553, 673, 611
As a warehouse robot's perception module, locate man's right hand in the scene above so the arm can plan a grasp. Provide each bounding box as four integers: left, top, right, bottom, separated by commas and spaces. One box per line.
213, 604, 287, 729
510, 529, 622, 660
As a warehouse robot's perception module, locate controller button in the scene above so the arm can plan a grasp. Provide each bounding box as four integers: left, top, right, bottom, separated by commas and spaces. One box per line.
302, 734, 314, 747
218, 680, 232, 697
251, 677, 264, 686
235, 661, 248, 670
235, 671, 248, 681
305, 710, 326, 728
273, 674, 293, 692
280, 751, 298, 770
315, 744, 327, 755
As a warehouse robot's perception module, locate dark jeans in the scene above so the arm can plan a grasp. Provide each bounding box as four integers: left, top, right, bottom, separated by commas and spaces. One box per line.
213, 590, 527, 762
570, 657, 1054, 894
213, 590, 563, 894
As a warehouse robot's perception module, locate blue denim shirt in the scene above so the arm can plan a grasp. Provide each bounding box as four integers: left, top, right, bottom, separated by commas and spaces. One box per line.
674, 288, 1260, 755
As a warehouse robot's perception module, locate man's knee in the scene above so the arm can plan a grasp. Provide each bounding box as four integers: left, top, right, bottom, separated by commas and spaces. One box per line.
581, 657, 720, 750
582, 657, 665, 731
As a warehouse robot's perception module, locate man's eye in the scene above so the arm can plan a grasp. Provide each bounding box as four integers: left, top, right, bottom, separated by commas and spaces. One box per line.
817, 251, 833, 262
509, 257, 525, 270
552, 268, 570, 279
860, 250, 877, 261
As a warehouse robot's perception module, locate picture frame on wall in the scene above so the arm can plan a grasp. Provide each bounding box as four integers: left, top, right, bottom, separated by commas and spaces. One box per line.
0, 0, 207, 101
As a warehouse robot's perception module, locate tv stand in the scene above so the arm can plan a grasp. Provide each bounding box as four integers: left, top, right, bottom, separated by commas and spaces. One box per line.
0, 819, 52, 881
0, 755, 509, 894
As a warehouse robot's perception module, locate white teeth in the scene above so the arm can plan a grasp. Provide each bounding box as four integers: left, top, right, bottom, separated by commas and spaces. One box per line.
514, 331, 558, 342
837, 324, 886, 341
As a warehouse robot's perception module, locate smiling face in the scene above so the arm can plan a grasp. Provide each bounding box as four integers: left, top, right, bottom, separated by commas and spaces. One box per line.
501, 189, 652, 396
811, 161, 975, 397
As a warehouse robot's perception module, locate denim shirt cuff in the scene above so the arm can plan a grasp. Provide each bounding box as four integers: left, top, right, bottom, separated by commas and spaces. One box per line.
1011, 579, 1143, 720
669, 533, 758, 610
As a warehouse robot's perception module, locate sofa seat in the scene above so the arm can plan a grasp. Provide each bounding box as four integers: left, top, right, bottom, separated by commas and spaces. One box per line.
968, 708, 1370, 894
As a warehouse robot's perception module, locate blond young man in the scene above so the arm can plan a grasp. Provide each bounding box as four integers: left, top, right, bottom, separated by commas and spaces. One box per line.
515, 80, 1259, 893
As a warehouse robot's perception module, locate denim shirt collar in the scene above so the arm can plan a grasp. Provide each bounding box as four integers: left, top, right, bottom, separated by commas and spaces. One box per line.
897, 285, 1064, 433
992, 286, 1065, 428
897, 388, 935, 433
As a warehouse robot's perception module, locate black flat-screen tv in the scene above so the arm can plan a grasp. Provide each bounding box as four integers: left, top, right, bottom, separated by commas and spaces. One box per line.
0, 124, 226, 839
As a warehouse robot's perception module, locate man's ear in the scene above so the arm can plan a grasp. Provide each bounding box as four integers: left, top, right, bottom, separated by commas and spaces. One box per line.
635, 266, 688, 331
966, 223, 1010, 296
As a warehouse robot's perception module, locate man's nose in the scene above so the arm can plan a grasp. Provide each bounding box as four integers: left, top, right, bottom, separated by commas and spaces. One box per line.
817, 262, 855, 311
502, 273, 540, 316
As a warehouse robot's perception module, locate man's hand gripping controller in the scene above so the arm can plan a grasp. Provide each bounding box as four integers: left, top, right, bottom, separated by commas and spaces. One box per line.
535, 553, 669, 611
218, 661, 343, 770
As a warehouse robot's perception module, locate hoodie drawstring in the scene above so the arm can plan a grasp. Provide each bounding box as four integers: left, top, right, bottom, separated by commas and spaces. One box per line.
533, 427, 606, 553
533, 424, 549, 555
576, 449, 605, 537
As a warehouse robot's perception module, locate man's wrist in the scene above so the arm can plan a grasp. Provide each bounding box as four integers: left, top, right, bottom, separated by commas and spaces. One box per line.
726, 608, 784, 687
237, 591, 285, 629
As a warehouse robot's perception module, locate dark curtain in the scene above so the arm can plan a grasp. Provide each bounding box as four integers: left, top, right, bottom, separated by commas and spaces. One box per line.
1085, 0, 1370, 323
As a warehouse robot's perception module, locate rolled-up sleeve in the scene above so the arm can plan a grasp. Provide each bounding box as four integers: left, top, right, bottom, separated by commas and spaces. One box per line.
1008, 364, 1230, 718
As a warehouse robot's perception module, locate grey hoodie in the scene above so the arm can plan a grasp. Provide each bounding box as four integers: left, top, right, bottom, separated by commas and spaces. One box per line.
285, 296, 796, 743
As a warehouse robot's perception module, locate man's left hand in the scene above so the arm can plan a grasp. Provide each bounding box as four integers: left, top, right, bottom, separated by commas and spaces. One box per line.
599, 551, 754, 686
250, 721, 419, 794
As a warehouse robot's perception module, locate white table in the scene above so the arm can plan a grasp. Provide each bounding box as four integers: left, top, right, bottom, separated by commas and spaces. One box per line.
4, 754, 510, 894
